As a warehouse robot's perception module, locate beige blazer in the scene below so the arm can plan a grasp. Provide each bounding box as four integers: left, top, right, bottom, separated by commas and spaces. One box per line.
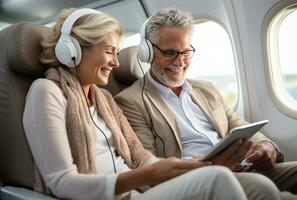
115, 74, 273, 158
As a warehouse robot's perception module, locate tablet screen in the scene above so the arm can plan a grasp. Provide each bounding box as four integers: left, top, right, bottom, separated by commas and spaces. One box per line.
201, 120, 269, 161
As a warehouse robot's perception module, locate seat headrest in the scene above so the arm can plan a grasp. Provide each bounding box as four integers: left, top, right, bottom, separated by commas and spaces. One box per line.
113, 46, 150, 85
0, 22, 50, 188
4, 23, 49, 77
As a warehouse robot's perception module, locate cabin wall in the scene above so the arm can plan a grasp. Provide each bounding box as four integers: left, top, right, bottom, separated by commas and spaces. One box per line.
232, 0, 297, 160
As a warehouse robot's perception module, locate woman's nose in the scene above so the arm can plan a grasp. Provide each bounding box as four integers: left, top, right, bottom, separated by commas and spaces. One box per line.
111, 54, 119, 68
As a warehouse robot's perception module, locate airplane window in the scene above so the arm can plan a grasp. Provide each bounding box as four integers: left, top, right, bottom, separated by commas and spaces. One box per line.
0, 22, 10, 30
278, 10, 297, 102
188, 21, 238, 107
267, 6, 297, 113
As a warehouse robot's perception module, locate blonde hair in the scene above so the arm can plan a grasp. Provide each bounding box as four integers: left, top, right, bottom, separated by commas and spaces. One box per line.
40, 8, 122, 67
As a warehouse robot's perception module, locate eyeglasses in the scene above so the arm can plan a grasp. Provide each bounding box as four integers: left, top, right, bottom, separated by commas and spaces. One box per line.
151, 43, 195, 61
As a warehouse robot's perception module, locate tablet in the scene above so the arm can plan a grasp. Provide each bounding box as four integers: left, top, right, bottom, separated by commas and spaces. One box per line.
201, 120, 269, 161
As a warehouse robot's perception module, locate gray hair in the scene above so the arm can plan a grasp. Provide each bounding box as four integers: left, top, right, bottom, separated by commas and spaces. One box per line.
145, 8, 193, 43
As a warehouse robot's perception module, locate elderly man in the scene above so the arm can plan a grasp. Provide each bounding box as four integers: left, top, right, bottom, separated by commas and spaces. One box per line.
115, 8, 297, 199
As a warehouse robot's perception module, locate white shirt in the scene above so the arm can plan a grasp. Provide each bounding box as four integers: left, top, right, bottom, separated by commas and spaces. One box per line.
90, 106, 130, 174
147, 72, 220, 157
23, 79, 129, 200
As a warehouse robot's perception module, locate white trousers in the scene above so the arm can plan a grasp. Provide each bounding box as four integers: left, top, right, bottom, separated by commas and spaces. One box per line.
234, 172, 281, 200
131, 166, 248, 200
126, 162, 297, 200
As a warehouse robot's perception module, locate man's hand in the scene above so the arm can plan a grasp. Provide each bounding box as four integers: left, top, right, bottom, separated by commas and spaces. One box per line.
211, 139, 253, 171
248, 141, 277, 171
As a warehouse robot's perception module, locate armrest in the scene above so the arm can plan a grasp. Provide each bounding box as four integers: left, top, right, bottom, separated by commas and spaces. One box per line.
1, 186, 58, 200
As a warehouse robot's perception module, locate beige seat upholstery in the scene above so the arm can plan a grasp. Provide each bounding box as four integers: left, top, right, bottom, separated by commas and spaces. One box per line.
0, 22, 48, 189
0, 22, 58, 199
104, 46, 150, 96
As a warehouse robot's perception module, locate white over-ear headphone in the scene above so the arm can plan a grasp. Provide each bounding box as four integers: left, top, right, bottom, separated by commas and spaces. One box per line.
55, 8, 101, 68
137, 17, 154, 63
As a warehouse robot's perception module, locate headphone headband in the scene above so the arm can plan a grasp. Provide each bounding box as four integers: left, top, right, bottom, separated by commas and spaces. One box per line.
55, 8, 101, 68
140, 17, 152, 40
61, 8, 101, 34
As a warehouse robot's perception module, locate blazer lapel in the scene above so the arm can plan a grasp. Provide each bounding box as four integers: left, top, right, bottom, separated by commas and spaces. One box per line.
143, 76, 183, 150
190, 87, 223, 137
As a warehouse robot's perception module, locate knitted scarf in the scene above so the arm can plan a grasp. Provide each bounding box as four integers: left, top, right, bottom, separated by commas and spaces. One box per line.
34, 66, 132, 195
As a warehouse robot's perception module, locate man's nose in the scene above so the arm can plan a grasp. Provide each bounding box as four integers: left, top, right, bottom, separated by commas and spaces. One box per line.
174, 53, 185, 65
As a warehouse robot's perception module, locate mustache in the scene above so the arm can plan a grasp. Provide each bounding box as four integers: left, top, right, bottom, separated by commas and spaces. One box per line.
166, 64, 179, 69
165, 64, 185, 70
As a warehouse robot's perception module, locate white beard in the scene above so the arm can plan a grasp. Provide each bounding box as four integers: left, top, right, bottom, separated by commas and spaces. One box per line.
151, 66, 186, 88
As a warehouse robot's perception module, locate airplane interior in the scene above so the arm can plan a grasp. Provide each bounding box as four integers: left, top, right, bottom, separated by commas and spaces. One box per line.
1, 0, 297, 199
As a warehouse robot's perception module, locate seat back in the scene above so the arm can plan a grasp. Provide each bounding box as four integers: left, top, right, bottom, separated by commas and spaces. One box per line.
0, 23, 48, 189
104, 46, 150, 96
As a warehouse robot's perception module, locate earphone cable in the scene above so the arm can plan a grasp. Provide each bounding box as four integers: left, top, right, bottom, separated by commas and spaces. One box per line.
136, 55, 167, 157
72, 58, 117, 174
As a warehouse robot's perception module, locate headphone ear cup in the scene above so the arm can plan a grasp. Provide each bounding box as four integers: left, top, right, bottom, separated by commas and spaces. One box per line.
138, 39, 154, 63
55, 35, 82, 68
70, 36, 82, 67
55, 36, 71, 67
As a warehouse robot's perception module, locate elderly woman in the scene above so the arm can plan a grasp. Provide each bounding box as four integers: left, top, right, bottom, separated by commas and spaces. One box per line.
23, 8, 248, 200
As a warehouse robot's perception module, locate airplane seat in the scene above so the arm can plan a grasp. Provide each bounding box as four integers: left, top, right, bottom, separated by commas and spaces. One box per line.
103, 46, 150, 96
0, 22, 56, 199
0, 26, 146, 200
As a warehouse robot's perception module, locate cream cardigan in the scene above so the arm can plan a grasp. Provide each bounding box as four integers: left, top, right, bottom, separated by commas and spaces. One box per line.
23, 67, 158, 199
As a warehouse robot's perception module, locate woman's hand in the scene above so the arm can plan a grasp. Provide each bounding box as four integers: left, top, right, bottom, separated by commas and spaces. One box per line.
146, 157, 212, 186
115, 157, 211, 194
